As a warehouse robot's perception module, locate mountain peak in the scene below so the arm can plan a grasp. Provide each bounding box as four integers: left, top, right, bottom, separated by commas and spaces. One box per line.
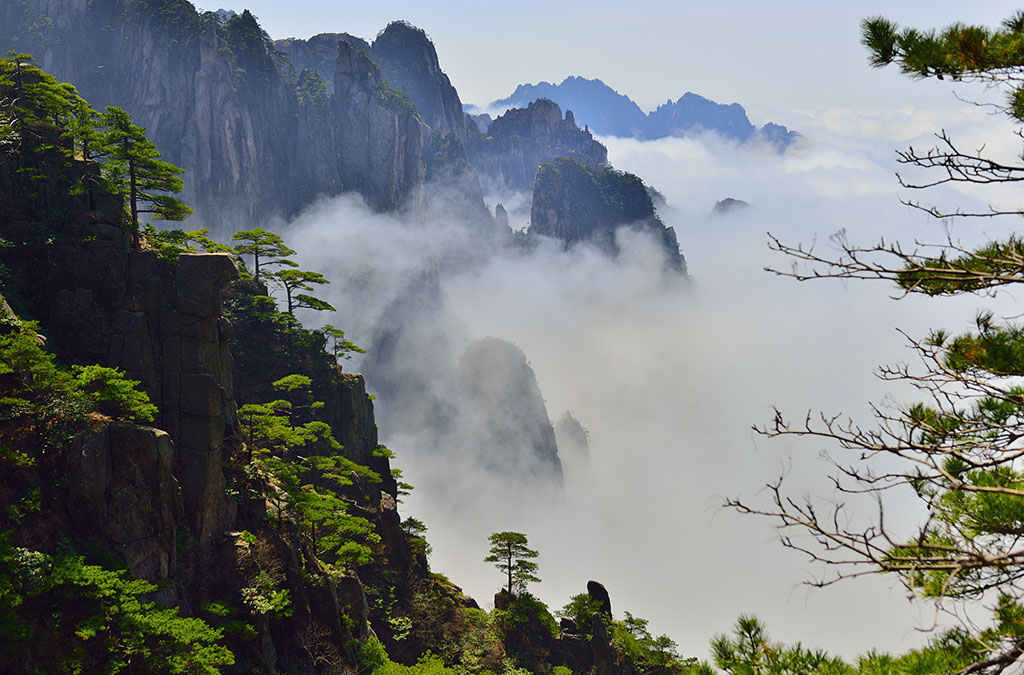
488, 79, 798, 150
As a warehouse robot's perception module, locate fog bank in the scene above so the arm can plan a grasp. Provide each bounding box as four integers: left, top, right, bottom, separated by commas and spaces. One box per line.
285, 103, 1020, 660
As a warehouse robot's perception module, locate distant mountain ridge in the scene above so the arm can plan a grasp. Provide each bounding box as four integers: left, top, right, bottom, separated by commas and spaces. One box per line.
480, 75, 799, 149
492, 76, 648, 138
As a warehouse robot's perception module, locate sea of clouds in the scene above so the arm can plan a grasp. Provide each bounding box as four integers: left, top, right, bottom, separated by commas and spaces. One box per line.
281, 98, 1023, 660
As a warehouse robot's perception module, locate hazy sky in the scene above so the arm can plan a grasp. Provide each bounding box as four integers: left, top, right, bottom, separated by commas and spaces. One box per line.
215, 0, 1024, 662
215, 1, 1022, 116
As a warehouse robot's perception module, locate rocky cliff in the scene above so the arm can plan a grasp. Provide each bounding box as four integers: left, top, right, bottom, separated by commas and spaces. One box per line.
274, 31, 371, 89
0, 97, 427, 673
0, 0, 426, 228
332, 39, 427, 214
456, 337, 564, 488
468, 98, 608, 191
1, 54, 697, 674
275, 23, 474, 147
555, 411, 590, 465
370, 21, 474, 146
529, 157, 686, 272
1, 115, 242, 550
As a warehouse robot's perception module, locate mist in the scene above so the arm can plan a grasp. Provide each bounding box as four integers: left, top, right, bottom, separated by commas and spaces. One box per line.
283, 101, 1021, 661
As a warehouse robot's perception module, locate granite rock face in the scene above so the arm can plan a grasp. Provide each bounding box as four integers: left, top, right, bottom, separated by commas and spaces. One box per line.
66, 424, 182, 587
455, 337, 564, 487
587, 580, 612, 617
468, 98, 608, 190
529, 157, 686, 272
108, 252, 241, 546
0, 120, 240, 560
274, 31, 371, 90
0, 131, 424, 669
0, 0, 427, 228
555, 411, 590, 463
333, 39, 427, 214
371, 21, 473, 145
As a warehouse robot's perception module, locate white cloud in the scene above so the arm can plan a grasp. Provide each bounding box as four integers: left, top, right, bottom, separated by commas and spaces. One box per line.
276, 91, 1024, 662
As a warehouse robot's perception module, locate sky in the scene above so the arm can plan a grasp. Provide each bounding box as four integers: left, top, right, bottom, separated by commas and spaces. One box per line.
213, 0, 1023, 115
219, 0, 1024, 663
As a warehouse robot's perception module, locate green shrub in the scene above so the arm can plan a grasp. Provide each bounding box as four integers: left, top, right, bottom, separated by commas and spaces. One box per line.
72, 365, 157, 423
357, 635, 390, 672
492, 592, 558, 643
0, 322, 156, 458
0, 544, 233, 673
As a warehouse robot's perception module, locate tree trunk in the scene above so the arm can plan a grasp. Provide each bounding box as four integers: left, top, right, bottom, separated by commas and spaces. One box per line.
506, 544, 513, 595
128, 156, 139, 250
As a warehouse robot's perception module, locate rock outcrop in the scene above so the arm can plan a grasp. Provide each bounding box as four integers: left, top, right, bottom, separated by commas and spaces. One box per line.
332, 39, 426, 213
66, 423, 182, 590
0, 119, 242, 552
0, 109, 426, 671
555, 411, 591, 464
587, 580, 613, 617
0, 0, 427, 228
274, 31, 371, 90
110, 252, 240, 546
712, 197, 750, 216
455, 337, 564, 487
529, 157, 686, 272
468, 98, 608, 190
371, 21, 473, 145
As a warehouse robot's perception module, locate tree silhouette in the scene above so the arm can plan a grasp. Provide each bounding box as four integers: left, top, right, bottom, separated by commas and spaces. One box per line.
268, 268, 335, 316
231, 228, 297, 282
484, 531, 540, 595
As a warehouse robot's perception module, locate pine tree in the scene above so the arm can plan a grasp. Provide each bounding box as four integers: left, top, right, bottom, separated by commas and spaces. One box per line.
319, 324, 365, 363
731, 12, 1024, 673
230, 228, 297, 282
484, 531, 540, 595
101, 106, 191, 248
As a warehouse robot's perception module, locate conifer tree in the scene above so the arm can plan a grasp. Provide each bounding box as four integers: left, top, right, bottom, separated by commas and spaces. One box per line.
268, 268, 336, 316
484, 531, 540, 595
319, 324, 365, 363
230, 228, 297, 282
101, 106, 191, 248
0, 54, 89, 160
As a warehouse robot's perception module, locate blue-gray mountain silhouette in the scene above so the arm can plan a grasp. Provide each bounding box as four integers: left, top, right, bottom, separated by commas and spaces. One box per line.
482, 76, 798, 149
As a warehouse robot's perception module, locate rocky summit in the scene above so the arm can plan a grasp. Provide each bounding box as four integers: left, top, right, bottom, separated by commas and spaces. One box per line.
529, 157, 687, 272
468, 98, 608, 191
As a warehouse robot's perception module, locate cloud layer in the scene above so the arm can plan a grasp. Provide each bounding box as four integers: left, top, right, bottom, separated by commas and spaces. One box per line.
283, 103, 1021, 660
